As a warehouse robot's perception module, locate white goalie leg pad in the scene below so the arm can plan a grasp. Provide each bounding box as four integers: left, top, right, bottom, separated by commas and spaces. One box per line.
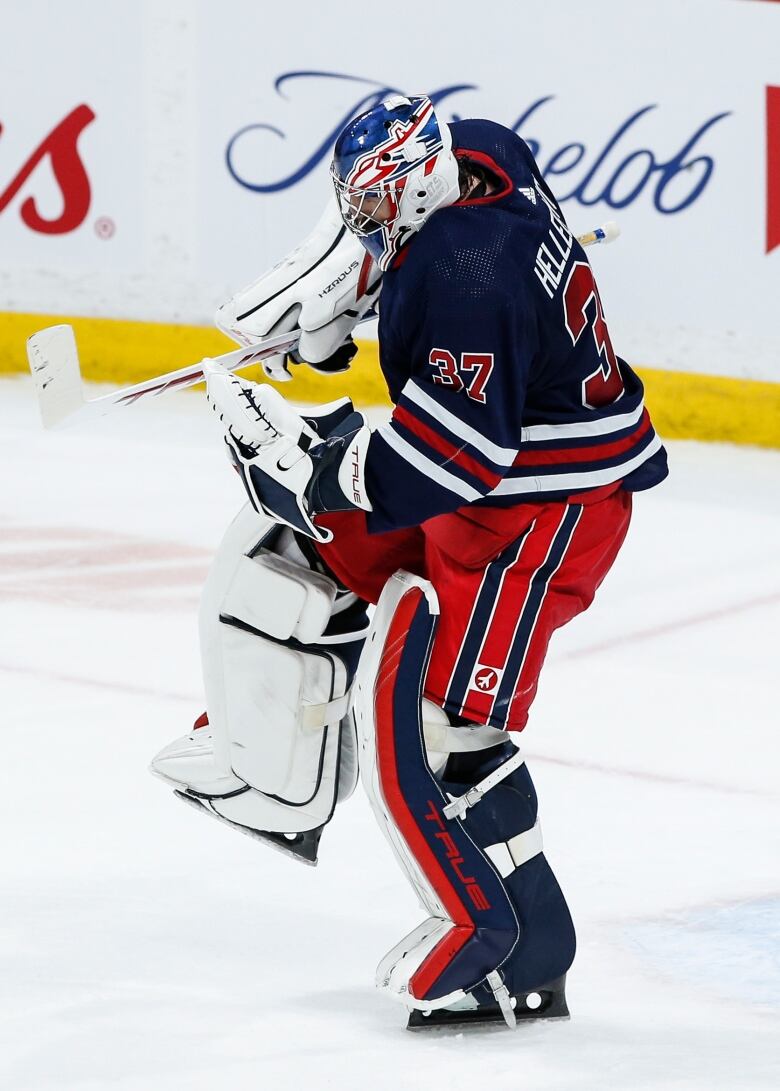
151, 503, 364, 843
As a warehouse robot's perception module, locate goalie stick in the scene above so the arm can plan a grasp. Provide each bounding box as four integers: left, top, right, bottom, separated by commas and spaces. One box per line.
25, 323, 317, 430
25, 221, 620, 430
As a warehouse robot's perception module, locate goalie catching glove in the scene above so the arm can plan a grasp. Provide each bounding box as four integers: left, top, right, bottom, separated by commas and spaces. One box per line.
205, 362, 373, 541
215, 199, 382, 383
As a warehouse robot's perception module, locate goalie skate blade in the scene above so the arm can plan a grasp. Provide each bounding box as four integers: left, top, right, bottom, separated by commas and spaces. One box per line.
406, 975, 569, 1031
173, 790, 324, 866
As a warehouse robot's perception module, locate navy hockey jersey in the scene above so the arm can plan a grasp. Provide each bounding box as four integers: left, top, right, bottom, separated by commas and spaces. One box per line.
363, 118, 668, 534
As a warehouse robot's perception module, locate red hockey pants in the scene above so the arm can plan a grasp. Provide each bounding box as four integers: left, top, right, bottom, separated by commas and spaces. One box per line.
316, 487, 632, 731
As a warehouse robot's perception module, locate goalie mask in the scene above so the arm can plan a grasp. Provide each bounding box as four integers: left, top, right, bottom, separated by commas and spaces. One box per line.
331, 94, 460, 272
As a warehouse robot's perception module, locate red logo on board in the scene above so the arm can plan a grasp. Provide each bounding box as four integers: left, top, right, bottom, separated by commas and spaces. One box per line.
0, 105, 96, 235
767, 86, 780, 255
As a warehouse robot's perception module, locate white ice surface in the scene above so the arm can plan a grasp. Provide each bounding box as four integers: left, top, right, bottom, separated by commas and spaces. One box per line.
0, 376, 778, 1090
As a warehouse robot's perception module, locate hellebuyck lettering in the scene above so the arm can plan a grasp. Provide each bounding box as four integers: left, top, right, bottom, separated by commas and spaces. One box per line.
0, 105, 96, 234
225, 71, 730, 219
533, 180, 573, 299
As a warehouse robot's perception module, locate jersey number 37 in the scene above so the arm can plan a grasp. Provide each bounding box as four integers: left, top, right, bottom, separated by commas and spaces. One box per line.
428, 349, 494, 404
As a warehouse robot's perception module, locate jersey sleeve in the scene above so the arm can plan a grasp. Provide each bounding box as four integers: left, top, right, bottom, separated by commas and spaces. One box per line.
365, 251, 535, 533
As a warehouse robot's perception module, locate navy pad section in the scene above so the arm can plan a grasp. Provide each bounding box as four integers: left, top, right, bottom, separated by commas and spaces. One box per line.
375, 588, 521, 1003
441, 744, 576, 999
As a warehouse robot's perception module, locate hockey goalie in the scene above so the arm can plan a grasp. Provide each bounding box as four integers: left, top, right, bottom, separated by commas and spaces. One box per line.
150, 95, 668, 1029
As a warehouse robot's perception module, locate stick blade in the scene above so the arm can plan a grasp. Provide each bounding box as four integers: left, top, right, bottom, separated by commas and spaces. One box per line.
26, 324, 85, 429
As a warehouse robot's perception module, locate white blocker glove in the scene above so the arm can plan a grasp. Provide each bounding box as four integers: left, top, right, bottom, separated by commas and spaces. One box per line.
215, 198, 382, 383
205, 362, 373, 542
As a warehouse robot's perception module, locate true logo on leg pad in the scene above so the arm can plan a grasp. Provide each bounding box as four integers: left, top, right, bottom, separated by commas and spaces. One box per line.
423, 801, 492, 912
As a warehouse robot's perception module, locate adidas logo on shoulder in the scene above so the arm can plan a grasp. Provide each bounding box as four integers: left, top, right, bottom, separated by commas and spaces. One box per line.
518, 186, 537, 204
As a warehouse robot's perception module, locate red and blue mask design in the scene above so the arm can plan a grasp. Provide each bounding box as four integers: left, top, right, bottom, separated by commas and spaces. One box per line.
331, 94, 459, 271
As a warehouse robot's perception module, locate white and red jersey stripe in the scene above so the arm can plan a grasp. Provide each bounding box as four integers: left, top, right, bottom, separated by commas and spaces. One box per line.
365, 370, 660, 531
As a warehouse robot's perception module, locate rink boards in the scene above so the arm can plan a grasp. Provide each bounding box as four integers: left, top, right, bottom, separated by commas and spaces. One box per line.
1, 310, 779, 449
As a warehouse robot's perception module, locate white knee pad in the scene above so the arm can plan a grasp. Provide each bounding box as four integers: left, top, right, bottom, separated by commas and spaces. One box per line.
422, 700, 509, 773
151, 504, 366, 863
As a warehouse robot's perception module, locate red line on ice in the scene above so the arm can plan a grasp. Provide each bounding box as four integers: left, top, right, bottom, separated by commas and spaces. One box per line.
560, 591, 780, 660
0, 660, 194, 703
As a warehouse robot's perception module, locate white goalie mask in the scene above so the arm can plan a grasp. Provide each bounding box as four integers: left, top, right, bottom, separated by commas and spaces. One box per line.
330, 94, 460, 272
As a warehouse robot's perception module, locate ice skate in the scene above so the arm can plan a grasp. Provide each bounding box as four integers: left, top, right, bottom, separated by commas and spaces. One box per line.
407, 974, 569, 1030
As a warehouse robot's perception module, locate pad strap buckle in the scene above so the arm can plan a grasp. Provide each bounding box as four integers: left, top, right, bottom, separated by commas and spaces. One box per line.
442, 748, 526, 821
486, 970, 517, 1028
